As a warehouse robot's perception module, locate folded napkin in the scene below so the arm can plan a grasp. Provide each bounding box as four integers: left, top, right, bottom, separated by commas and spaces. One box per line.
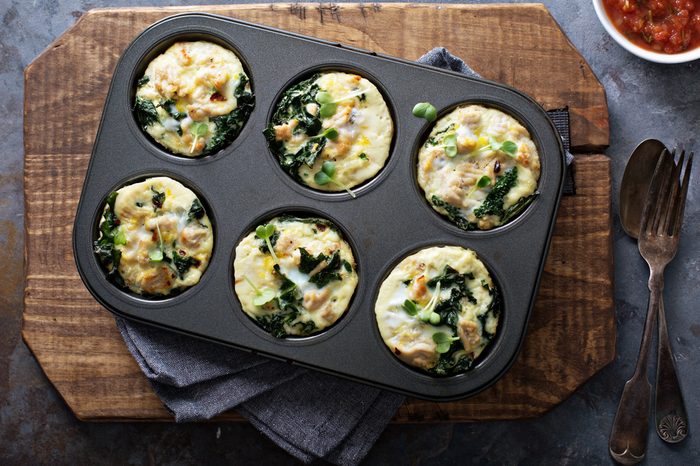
115, 48, 575, 465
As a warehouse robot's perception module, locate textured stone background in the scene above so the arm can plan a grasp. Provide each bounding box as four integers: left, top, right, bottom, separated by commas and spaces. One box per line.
1, 0, 698, 464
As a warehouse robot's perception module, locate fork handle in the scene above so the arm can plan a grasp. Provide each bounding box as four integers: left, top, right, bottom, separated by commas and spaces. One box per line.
609, 272, 662, 464
655, 296, 689, 443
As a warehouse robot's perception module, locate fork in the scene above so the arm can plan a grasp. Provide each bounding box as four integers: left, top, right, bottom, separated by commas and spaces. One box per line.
609, 149, 694, 465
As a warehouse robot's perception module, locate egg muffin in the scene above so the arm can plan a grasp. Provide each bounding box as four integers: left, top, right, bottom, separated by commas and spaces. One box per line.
234, 216, 358, 337
264, 72, 393, 192
374, 246, 500, 376
134, 41, 254, 157
417, 105, 540, 230
93, 177, 213, 296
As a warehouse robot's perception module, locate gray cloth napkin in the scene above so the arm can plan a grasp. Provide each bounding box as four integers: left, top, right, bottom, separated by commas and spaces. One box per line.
115, 48, 576, 466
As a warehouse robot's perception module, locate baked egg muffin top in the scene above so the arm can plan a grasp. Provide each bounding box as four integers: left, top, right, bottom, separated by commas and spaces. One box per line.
375, 245, 500, 376
134, 41, 254, 157
234, 215, 358, 337
265, 72, 393, 194
417, 105, 540, 230
94, 177, 213, 296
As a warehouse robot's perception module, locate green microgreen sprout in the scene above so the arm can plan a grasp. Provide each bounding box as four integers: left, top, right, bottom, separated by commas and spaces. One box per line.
444, 133, 458, 157
432, 331, 460, 353
114, 228, 127, 246
244, 275, 276, 306
309, 127, 339, 141
189, 122, 208, 153
314, 161, 356, 198
418, 281, 441, 324
476, 175, 492, 188
402, 299, 418, 316
149, 220, 166, 262
466, 174, 492, 199
479, 137, 518, 157
316, 88, 370, 119
412, 102, 437, 122
255, 224, 279, 264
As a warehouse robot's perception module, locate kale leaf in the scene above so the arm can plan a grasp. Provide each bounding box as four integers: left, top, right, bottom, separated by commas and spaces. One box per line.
151, 186, 165, 211
205, 74, 255, 155
474, 166, 518, 219
429, 350, 474, 377
430, 196, 477, 231
501, 193, 537, 224
264, 74, 333, 179
133, 97, 159, 130
172, 254, 199, 279
299, 248, 328, 274
254, 265, 310, 338
159, 99, 186, 120
137, 76, 150, 87
308, 251, 343, 288
93, 191, 124, 286
187, 199, 205, 222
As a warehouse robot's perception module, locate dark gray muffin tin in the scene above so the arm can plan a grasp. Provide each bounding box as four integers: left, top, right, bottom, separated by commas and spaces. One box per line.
73, 13, 565, 401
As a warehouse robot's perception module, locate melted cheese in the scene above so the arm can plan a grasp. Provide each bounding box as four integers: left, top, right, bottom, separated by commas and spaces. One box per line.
374, 246, 499, 374
97, 177, 213, 296
233, 216, 358, 337
273, 72, 393, 190
417, 105, 540, 230
136, 41, 251, 156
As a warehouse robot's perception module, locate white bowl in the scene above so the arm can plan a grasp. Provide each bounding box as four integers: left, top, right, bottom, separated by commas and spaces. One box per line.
592, 0, 700, 64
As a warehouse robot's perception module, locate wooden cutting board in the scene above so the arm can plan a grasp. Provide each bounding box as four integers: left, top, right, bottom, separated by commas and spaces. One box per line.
22, 3, 614, 422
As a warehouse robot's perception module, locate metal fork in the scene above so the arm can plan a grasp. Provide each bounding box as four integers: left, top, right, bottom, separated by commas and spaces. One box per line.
609, 149, 694, 465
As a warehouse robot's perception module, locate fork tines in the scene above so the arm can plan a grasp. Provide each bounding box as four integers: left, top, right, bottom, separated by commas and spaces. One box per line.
642, 148, 694, 238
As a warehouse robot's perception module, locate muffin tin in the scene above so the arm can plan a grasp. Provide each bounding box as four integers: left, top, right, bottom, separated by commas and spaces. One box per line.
73, 13, 565, 401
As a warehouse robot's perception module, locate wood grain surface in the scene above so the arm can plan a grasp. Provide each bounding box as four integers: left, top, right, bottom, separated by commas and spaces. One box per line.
22, 3, 615, 422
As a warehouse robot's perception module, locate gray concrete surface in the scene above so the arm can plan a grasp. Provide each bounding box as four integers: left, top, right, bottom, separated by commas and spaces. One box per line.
1, 0, 698, 464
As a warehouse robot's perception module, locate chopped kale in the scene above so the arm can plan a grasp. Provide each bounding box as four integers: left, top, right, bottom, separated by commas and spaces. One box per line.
342, 260, 353, 272
276, 137, 327, 180
269, 74, 322, 133
133, 97, 159, 131
474, 166, 518, 219
93, 191, 124, 286
137, 75, 150, 87
357, 92, 367, 102
172, 254, 199, 279
205, 74, 255, 155
429, 350, 474, 377
264, 74, 337, 180
427, 265, 462, 289
426, 266, 479, 332
358, 152, 369, 161
253, 265, 307, 338
187, 199, 205, 222
501, 193, 537, 224
430, 195, 477, 231
299, 248, 328, 274
308, 251, 343, 288
159, 99, 186, 120
150, 186, 165, 211
402, 278, 412, 286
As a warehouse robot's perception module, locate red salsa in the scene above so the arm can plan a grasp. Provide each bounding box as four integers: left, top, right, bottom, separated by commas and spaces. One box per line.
603, 0, 700, 53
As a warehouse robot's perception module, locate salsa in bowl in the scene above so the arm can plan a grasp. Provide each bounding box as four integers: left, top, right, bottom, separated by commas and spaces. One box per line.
593, 0, 700, 63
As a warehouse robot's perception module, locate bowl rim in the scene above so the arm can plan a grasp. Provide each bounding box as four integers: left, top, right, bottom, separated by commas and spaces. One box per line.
592, 0, 700, 64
